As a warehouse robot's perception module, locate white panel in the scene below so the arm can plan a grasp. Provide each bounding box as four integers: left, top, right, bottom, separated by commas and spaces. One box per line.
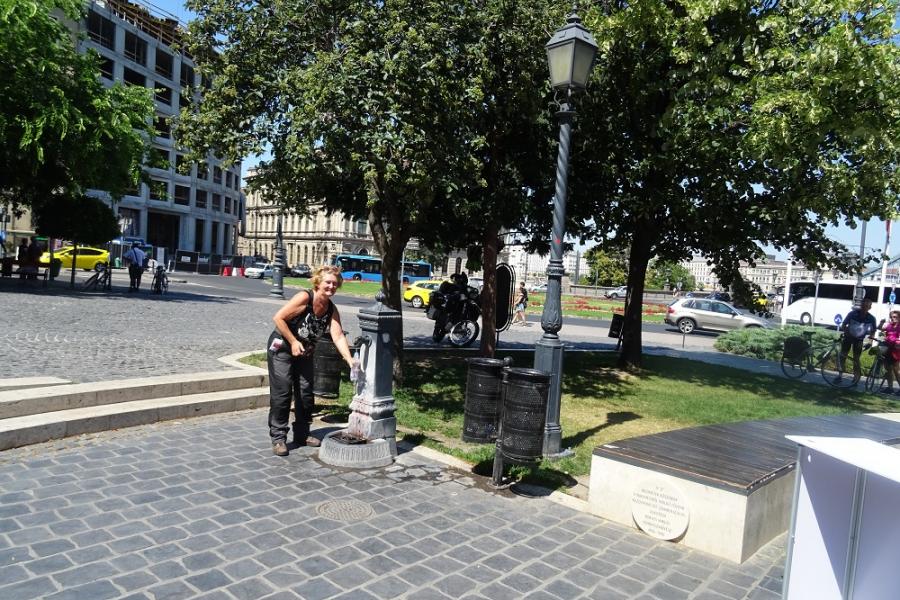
852, 472, 900, 599
785, 448, 856, 600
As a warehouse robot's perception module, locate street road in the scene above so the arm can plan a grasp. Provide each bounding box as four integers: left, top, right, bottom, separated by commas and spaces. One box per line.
0, 271, 716, 383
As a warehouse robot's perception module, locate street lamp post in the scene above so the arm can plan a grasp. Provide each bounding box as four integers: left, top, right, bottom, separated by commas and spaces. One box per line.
270, 211, 285, 298
535, 10, 597, 458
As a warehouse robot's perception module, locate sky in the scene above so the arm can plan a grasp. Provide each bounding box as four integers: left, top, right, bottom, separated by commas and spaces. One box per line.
145, 0, 895, 261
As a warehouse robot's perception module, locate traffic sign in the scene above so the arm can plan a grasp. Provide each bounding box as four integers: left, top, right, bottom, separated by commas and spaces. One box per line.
834, 314, 843, 326
890, 292, 896, 304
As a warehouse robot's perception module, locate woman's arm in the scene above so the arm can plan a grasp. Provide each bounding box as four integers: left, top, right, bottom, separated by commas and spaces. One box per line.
329, 308, 357, 368
272, 293, 310, 357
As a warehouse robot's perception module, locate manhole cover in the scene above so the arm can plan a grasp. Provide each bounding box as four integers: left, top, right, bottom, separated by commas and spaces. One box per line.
315, 499, 374, 522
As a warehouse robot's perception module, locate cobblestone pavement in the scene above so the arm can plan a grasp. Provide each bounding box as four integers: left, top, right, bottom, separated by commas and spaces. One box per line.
0, 410, 785, 600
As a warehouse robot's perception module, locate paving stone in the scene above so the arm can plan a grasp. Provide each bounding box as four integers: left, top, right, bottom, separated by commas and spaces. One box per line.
398, 564, 442, 586
24, 553, 75, 575
147, 580, 196, 600
368, 575, 413, 598
291, 577, 343, 600
44, 579, 119, 600
477, 582, 522, 600
51, 561, 118, 587
113, 571, 159, 592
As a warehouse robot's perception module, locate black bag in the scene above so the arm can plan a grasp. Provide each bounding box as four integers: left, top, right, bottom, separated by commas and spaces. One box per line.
142, 255, 150, 269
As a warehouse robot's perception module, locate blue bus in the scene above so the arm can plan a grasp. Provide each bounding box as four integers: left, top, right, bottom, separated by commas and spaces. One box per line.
332, 254, 432, 284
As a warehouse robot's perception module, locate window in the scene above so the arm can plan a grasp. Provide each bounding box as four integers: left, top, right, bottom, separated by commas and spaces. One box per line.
197, 162, 208, 179
155, 84, 172, 105
155, 49, 173, 79
174, 185, 190, 206
154, 115, 170, 139
149, 180, 168, 201
211, 222, 219, 253
194, 219, 204, 251
213, 166, 222, 185
232, 173, 241, 190
180, 63, 195, 88
149, 147, 169, 170
226, 172, 232, 188
123, 67, 145, 88
87, 11, 115, 49
99, 57, 114, 80
175, 155, 192, 176
224, 197, 232, 214
195, 190, 208, 209
212, 193, 221, 211
124, 31, 147, 66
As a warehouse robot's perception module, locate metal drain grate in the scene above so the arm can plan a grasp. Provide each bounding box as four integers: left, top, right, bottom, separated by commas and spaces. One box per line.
315, 499, 374, 522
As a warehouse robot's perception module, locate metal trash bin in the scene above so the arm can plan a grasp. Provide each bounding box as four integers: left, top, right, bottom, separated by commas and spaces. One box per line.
499, 367, 550, 464
608, 313, 624, 338
313, 333, 346, 398
462, 357, 510, 443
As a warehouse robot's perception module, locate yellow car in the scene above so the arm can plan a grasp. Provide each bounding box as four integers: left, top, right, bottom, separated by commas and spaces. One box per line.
40, 246, 110, 271
403, 279, 447, 309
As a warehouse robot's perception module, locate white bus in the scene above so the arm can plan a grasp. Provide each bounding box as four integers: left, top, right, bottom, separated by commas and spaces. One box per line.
781, 279, 897, 327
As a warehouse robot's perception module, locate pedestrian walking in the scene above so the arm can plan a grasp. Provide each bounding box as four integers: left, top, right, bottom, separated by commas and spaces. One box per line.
124, 242, 146, 291
835, 298, 877, 384
267, 264, 358, 456
512, 282, 528, 326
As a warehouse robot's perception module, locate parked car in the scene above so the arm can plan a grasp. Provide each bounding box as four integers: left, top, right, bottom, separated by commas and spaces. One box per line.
403, 279, 446, 308
605, 285, 628, 299
244, 262, 274, 279
665, 297, 770, 334
528, 282, 548, 293
289, 263, 311, 278
39, 246, 109, 271
708, 291, 732, 302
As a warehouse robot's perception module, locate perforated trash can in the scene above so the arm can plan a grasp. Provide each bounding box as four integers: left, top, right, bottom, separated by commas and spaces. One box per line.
462, 358, 507, 443
499, 367, 550, 464
313, 333, 344, 398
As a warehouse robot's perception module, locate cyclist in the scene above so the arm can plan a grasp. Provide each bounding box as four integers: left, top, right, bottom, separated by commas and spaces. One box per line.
836, 298, 877, 384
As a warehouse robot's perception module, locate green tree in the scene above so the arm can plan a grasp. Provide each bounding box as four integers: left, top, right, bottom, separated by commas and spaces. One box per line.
584, 247, 628, 286
0, 0, 154, 209
572, 1, 900, 368
32, 195, 120, 287
178, 0, 565, 362
645, 260, 695, 291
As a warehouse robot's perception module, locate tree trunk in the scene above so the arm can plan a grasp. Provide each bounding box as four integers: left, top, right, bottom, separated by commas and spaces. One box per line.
479, 223, 500, 357
617, 229, 652, 370
367, 201, 409, 383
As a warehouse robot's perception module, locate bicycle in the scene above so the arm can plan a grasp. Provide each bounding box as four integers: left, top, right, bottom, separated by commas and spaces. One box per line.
780, 331, 862, 389
82, 262, 111, 291
150, 266, 168, 294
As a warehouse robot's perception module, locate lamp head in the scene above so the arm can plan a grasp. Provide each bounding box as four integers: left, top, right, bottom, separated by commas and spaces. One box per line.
545, 11, 598, 91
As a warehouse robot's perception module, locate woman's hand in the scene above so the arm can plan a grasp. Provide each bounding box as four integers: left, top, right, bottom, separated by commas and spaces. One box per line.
291, 340, 306, 357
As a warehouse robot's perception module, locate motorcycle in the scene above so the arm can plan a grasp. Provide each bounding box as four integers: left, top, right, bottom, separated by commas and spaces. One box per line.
426, 284, 481, 347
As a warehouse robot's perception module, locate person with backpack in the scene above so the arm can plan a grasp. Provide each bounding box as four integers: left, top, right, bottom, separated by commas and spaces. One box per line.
124, 242, 146, 292
266, 265, 359, 456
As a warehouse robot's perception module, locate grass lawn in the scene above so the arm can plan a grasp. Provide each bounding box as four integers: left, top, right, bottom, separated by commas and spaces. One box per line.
241, 349, 898, 491
282, 279, 667, 323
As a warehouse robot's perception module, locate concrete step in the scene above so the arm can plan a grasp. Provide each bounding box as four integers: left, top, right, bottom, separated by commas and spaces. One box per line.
0, 377, 71, 392
0, 387, 269, 451
0, 370, 268, 420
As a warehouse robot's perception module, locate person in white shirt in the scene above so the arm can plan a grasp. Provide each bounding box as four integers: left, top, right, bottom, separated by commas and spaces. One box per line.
124, 242, 147, 292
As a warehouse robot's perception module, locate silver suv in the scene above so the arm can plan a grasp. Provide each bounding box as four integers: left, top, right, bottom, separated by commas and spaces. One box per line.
665, 298, 770, 334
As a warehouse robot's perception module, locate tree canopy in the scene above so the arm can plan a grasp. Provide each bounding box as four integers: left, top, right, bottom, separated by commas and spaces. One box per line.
179, 0, 567, 358
572, 0, 900, 368
0, 0, 154, 210
584, 247, 628, 286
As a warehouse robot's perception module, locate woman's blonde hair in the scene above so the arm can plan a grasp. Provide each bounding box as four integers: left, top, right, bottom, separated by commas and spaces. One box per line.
312, 264, 343, 290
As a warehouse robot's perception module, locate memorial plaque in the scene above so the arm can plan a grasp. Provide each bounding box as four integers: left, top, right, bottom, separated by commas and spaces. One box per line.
631, 478, 690, 540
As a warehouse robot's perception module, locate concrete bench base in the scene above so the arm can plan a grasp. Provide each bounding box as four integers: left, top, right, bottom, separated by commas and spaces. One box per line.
588, 454, 794, 563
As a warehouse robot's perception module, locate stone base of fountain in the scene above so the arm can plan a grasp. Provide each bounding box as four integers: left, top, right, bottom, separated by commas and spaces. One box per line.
318, 430, 396, 468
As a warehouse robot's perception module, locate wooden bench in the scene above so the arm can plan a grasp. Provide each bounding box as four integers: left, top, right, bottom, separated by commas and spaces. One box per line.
588, 413, 900, 562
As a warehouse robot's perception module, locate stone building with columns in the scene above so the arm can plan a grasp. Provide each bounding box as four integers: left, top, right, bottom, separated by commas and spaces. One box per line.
238, 169, 375, 267
80, 0, 243, 258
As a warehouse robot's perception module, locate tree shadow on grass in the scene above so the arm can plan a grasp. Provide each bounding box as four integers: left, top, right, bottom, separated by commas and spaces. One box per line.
561, 411, 641, 449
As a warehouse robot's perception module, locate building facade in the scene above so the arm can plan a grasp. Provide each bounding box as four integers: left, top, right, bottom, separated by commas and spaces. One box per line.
683, 255, 820, 291
501, 245, 589, 284
238, 169, 375, 267
80, 0, 243, 258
